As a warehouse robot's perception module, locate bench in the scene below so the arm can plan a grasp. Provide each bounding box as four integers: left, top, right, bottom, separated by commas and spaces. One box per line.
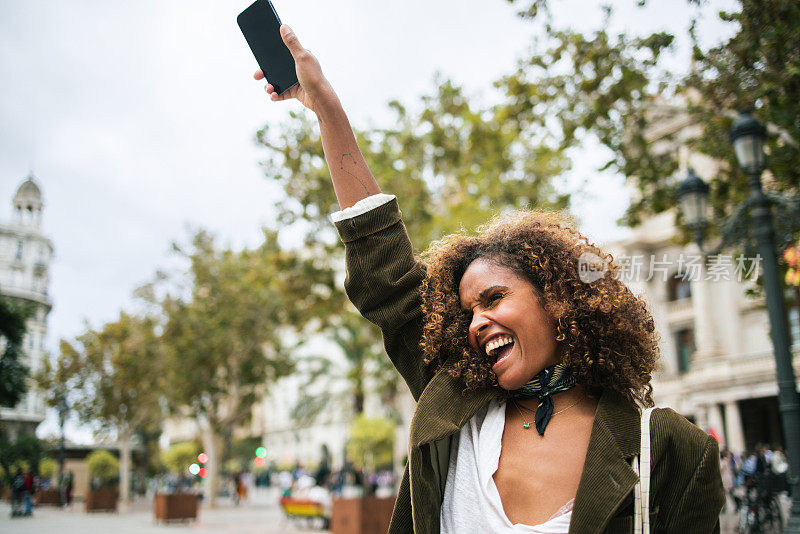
279, 496, 329, 529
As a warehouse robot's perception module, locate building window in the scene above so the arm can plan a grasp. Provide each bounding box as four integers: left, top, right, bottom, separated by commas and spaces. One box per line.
15, 240, 23, 261
667, 272, 692, 301
675, 328, 696, 374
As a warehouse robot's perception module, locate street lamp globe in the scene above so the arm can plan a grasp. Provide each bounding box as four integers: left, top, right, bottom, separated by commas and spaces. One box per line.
677, 167, 710, 230
729, 110, 767, 175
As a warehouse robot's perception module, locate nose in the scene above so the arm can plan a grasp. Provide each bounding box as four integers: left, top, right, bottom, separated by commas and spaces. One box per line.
469, 311, 491, 341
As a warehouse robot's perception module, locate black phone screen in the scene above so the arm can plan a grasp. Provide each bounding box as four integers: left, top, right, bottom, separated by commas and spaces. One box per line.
237, 0, 298, 95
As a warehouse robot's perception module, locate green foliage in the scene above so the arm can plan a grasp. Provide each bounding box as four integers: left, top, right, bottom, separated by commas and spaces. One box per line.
223, 459, 242, 474
229, 436, 262, 466
39, 457, 57, 482
258, 79, 570, 252
0, 296, 34, 407
158, 228, 337, 434
161, 441, 199, 475
12, 459, 30, 472
346, 414, 395, 470
86, 449, 119, 483
684, 1, 800, 243
44, 313, 165, 438
502, 0, 800, 242
0, 433, 42, 480
135, 424, 163, 477
293, 310, 400, 427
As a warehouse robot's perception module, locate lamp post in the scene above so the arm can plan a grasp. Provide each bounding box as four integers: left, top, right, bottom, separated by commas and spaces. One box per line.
677, 110, 800, 531
57, 394, 68, 507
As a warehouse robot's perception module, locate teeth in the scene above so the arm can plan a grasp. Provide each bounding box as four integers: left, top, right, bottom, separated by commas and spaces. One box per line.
485, 336, 513, 356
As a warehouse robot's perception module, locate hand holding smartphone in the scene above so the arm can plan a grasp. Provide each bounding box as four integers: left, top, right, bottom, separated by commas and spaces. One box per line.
237, 0, 298, 95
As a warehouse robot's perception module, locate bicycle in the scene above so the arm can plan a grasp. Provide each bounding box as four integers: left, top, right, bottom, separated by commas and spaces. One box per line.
737, 475, 784, 534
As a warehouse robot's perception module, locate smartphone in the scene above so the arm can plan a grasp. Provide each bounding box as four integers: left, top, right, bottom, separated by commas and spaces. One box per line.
237, 0, 299, 95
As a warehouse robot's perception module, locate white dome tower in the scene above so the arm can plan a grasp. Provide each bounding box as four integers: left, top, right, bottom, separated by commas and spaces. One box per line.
12, 174, 44, 229
0, 174, 54, 439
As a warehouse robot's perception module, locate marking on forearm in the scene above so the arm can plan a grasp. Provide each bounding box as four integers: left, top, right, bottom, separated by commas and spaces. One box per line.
340, 153, 370, 194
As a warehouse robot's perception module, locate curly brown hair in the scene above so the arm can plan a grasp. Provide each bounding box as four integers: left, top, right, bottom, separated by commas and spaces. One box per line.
419, 210, 659, 408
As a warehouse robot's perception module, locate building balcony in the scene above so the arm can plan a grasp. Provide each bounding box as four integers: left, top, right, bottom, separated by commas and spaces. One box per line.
655, 347, 800, 405
0, 284, 52, 308
664, 297, 693, 322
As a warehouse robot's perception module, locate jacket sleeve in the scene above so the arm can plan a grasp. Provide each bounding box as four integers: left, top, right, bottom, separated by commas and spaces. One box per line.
662, 433, 725, 532
334, 198, 434, 400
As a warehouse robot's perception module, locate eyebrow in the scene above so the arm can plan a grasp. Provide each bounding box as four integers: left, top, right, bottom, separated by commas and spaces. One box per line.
462, 285, 509, 311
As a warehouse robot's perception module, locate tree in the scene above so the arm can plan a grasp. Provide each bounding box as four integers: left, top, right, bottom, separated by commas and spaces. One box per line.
51, 312, 164, 507
257, 78, 571, 252
0, 296, 33, 408
346, 414, 395, 472
500, 0, 799, 238
0, 433, 42, 481
157, 228, 336, 506
258, 77, 573, 436
292, 310, 400, 427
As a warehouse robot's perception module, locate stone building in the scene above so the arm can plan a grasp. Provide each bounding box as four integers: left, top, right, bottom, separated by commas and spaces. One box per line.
0, 175, 54, 439
606, 102, 797, 455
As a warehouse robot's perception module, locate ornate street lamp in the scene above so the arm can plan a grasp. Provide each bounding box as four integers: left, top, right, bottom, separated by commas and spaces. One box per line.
730, 111, 767, 176
676, 168, 710, 243
678, 111, 800, 531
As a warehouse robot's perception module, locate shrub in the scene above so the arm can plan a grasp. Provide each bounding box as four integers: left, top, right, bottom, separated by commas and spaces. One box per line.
39, 458, 57, 482
346, 415, 395, 471
86, 450, 119, 487
161, 442, 199, 475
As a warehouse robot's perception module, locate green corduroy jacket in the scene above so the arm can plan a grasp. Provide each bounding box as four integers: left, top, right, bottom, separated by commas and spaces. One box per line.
335, 198, 725, 533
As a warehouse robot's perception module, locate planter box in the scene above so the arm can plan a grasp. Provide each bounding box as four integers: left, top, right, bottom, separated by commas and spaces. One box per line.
85, 487, 118, 512
36, 489, 61, 505
331, 496, 395, 534
153, 492, 199, 522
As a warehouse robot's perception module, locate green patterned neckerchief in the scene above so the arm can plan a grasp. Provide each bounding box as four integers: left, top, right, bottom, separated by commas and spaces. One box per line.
509, 363, 576, 435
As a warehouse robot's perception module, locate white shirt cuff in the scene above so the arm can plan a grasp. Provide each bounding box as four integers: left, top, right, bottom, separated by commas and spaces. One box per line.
329, 193, 396, 223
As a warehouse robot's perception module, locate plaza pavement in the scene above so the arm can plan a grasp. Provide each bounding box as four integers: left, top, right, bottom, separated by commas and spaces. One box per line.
0, 489, 760, 534
0, 488, 324, 534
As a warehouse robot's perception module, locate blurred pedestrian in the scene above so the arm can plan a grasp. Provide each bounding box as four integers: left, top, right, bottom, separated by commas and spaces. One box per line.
64, 470, 74, 508
23, 469, 36, 516
10, 468, 25, 517
771, 447, 788, 475
720, 449, 735, 512
236, 471, 248, 504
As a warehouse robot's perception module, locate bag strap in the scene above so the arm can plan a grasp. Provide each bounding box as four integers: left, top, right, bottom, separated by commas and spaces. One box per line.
632, 407, 655, 534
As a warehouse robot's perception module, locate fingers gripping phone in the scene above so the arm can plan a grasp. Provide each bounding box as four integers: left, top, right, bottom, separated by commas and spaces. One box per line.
237, 0, 299, 95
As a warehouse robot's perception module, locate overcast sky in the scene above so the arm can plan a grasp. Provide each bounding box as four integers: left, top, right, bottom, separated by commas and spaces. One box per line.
0, 0, 736, 441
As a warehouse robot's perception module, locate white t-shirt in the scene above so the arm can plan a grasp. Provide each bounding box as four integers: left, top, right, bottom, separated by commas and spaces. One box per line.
440, 400, 573, 533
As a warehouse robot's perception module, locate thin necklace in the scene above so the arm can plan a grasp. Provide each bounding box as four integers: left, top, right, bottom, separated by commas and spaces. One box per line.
514, 395, 584, 430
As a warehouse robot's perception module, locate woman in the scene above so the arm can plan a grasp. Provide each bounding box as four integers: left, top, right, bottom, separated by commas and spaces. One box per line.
256, 25, 724, 533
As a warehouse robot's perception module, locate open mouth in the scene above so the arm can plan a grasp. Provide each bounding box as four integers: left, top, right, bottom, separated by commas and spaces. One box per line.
486, 336, 514, 366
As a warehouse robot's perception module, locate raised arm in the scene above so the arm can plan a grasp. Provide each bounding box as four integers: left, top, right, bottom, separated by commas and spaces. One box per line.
256, 25, 381, 209
256, 26, 435, 398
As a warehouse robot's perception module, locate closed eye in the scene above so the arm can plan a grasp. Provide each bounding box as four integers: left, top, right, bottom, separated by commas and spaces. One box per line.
485, 292, 504, 307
